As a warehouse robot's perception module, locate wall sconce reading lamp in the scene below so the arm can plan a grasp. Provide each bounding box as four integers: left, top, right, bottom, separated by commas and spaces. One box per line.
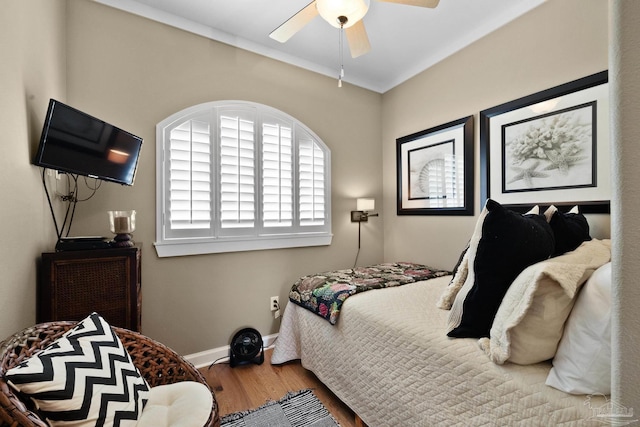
352, 198, 378, 262
351, 198, 378, 222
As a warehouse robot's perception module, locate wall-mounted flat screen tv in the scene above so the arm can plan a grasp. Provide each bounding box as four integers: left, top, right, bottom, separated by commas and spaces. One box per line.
33, 99, 143, 186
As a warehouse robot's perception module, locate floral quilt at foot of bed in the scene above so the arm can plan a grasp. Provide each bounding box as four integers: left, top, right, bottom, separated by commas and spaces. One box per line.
288, 262, 451, 324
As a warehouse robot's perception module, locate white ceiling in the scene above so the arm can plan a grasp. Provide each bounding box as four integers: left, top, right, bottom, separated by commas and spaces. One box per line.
96, 0, 545, 93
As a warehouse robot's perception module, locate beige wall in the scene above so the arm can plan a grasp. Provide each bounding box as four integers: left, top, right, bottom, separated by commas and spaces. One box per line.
0, 0, 66, 340
63, 0, 383, 354
382, 0, 610, 269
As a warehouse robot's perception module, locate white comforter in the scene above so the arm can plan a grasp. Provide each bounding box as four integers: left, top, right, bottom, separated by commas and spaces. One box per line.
272, 275, 606, 426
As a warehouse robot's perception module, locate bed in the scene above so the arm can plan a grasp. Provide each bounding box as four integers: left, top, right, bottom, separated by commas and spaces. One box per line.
272, 200, 613, 426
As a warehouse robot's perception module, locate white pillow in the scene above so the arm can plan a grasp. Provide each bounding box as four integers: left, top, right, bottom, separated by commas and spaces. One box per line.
546, 262, 612, 395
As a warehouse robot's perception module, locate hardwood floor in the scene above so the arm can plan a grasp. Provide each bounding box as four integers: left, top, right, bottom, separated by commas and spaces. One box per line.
200, 348, 358, 427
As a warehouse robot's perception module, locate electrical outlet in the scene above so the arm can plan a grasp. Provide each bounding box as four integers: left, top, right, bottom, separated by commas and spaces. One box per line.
270, 296, 279, 312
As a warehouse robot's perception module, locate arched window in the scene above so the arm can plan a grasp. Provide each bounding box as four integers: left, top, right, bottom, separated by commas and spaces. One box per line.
155, 101, 332, 257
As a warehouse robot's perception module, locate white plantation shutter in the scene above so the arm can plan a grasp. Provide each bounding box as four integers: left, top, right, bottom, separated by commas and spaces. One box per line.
262, 121, 293, 227
168, 119, 211, 232
155, 101, 331, 257
299, 134, 325, 227
219, 113, 255, 230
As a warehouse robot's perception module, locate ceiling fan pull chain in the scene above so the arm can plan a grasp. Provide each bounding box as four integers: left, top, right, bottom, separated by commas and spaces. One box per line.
338, 21, 345, 87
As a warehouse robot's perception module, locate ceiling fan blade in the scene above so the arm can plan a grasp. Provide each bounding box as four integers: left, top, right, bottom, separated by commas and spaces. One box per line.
269, 1, 319, 43
376, 0, 440, 8
345, 20, 371, 58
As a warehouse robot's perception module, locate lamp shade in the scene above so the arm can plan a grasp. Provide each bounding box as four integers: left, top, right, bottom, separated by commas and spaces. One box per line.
356, 198, 375, 211
316, 0, 370, 29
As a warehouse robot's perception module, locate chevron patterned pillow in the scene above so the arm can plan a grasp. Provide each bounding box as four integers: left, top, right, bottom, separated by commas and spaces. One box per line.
5, 313, 150, 427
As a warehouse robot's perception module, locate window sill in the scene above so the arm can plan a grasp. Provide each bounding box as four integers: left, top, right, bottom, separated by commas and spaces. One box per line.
154, 233, 333, 257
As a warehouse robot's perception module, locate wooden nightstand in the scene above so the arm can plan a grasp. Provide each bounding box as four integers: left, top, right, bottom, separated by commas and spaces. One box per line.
37, 247, 141, 332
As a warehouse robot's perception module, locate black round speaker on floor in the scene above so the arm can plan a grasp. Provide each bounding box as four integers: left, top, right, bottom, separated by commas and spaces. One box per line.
229, 327, 264, 367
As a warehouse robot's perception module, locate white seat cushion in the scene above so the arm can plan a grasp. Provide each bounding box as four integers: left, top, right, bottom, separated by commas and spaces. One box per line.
137, 382, 213, 427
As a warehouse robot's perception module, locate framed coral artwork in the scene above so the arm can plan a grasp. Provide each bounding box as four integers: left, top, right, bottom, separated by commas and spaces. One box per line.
480, 71, 610, 213
397, 115, 474, 215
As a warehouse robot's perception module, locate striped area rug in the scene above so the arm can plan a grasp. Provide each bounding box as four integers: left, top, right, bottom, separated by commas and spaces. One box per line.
220, 389, 339, 427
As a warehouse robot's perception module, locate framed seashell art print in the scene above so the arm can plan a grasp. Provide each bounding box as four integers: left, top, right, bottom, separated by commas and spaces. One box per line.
397, 115, 474, 216
479, 71, 610, 214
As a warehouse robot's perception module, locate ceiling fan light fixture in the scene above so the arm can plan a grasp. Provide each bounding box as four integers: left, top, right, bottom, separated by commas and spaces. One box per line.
316, 0, 370, 29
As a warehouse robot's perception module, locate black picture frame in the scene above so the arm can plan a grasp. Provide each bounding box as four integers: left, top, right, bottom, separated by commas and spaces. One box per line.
479, 71, 610, 214
397, 115, 474, 215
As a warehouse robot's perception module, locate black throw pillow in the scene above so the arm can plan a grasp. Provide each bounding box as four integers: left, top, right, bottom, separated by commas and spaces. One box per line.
547, 206, 592, 256
447, 199, 555, 338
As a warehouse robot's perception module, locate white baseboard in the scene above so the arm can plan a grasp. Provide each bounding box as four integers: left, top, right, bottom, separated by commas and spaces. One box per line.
184, 333, 278, 369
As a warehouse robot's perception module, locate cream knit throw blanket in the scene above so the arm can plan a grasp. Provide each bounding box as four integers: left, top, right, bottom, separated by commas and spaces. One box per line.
478, 238, 611, 365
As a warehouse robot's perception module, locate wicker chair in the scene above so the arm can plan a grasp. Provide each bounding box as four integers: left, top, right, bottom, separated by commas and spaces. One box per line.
0, 321, 220, 427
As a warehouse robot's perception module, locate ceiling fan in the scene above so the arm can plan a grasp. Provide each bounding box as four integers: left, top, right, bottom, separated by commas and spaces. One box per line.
269, 0, 440, 58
